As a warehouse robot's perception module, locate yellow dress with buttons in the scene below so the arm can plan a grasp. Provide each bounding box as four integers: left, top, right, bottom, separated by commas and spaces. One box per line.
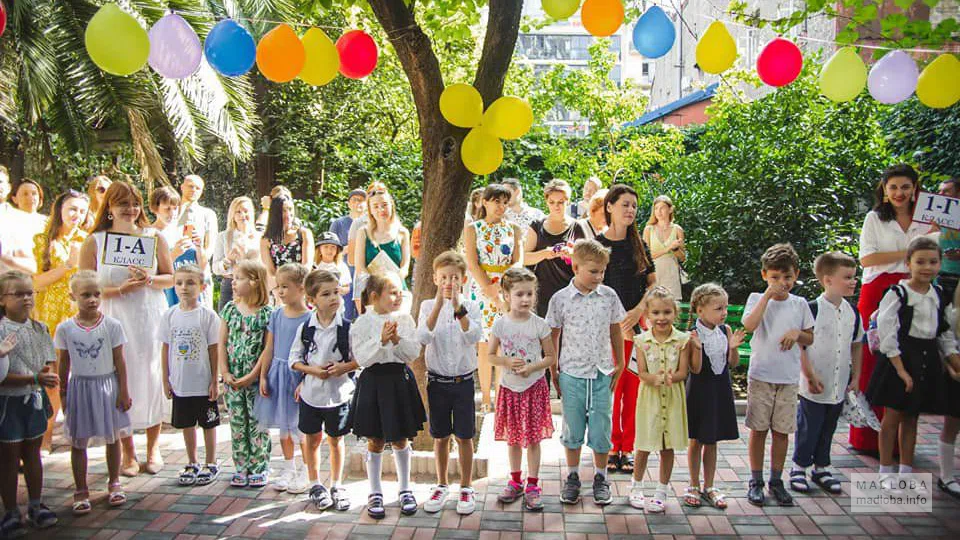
633, 327, 690, 453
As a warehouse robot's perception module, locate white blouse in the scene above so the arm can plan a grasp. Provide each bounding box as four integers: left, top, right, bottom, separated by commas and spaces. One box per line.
695, 319, 728, 375
350, 311, 420, 368
212, 228, 261, 276
877, 280, 957, 359
860, 211, 935, 284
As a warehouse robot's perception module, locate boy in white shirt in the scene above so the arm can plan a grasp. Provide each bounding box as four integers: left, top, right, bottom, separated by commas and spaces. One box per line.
417, 252, 483, 516
289, 269, 358, 511
741, 243, 815, 507
159, 265, 222, 487
789, 252, 862, 494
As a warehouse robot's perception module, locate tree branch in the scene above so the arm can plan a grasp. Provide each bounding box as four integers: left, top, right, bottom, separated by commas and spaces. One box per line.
474, 0, 524, 106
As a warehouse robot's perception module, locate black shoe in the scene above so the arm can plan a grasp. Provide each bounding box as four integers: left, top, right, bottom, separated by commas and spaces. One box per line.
768, 479, 794, 506
747, 479, 765, 506
560, 472, 581, 504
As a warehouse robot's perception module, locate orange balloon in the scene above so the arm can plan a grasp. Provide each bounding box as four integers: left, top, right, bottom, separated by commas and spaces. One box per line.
256, 24, 305, 82
581, 0, 624, 38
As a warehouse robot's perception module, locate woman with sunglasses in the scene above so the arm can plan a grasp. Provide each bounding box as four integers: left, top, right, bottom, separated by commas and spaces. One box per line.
31, 189, 90, 451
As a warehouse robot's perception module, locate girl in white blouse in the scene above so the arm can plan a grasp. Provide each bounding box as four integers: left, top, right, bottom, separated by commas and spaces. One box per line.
349, 272, 425, 520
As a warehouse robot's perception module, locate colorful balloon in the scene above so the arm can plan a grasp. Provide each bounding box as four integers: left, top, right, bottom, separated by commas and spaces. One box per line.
300, 28, 340, 86
336, 30, 378, 79
818, 47, 867, 103
581, 0, 624, 38
868, 50, 919, 104
632, 6, 676, 59
481, 96, 534, 140
85, 3, 150, 76
756, 37, 802, 87
205, 19, 256, 77
0, 2, 7, 38
461, 128, 503, 176
147, 13, 202, 79
256, 24, 305, 82
440, 84, 484, 128
695, 21, 737, 75
916, 54, 960, 109
541, 0, 581, 20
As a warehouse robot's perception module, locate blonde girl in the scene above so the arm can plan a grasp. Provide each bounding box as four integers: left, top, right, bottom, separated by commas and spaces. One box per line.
630, 286, 692, 513
218, 260, 273, 488
489, 268, 556, 511
213, 196, 261, 311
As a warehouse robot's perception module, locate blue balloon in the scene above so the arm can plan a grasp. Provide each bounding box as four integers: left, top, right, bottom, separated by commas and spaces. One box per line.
632, 6, 676, 59
204, 19, 256, 76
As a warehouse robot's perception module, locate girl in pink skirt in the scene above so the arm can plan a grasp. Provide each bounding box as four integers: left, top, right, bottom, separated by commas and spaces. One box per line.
488, 268, 557, 512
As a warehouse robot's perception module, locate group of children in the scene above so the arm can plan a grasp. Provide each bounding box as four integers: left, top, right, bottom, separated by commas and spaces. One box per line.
2, 230, 960, 533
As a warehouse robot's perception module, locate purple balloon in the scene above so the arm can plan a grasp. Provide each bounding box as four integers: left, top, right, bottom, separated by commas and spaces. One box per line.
867, 50, 919, 104
148, 13, 202, 79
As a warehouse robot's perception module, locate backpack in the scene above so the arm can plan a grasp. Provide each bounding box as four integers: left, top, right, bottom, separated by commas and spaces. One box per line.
808, 298, 861, 343
299, 319, 353, 378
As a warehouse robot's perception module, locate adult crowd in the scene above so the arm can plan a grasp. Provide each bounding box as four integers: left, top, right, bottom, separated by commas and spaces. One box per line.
1, 163, 953, 472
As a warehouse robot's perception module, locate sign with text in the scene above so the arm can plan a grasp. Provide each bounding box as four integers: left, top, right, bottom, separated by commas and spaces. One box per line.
101, 232, 157, 269
914, 191, 960, 229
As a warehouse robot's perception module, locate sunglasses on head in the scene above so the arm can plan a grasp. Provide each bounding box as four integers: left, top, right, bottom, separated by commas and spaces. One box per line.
96, 186, 107, 193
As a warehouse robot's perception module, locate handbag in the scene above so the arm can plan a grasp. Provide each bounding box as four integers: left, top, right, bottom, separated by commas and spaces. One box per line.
842, 389, 881, 431
679, 263, 691, 285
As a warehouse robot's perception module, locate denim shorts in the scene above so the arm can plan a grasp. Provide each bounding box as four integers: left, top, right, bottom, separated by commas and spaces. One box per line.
0, 393, 49, 443
559, 372, 612, 453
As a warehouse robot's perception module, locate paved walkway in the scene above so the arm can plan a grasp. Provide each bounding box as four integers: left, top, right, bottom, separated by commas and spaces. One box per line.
23, 413, 960, 539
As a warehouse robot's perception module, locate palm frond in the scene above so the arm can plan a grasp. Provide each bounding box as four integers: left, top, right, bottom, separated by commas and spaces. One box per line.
128, 108, 170, 189
157, 77, 206, 163
11, 0, 61, 125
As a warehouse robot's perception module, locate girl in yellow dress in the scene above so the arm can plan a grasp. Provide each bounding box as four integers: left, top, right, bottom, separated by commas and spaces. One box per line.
630, 286, 693, 514
32, 190, 90, 450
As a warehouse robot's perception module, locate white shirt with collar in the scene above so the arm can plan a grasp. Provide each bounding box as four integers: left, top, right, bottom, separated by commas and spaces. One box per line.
546, 280, 626, 379
860, 211, 936, 284
877, 280, 958, 359
288, 311, 355, 409
416, 297, 482, 377
801, 295, 864, 405
350, 311, 420, 368
695, 319, 729, 375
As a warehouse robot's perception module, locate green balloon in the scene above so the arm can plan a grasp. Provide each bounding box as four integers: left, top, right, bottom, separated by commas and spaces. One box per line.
85, 3, 149, 76
819, 47, 867, 103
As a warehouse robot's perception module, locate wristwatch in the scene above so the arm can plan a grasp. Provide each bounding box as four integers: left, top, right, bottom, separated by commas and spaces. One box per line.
453, 305, 468, 320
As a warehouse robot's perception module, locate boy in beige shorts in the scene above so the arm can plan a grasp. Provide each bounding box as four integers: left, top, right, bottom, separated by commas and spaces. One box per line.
741, 244, 814, 507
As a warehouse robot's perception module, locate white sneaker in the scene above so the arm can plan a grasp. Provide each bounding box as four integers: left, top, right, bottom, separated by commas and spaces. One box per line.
880, 474, 903, 495
629, 484, 645, 510
272, 467, 293, 492
423, 485, 448, 513
457, 487, 476, 515
287, 472, 310, 494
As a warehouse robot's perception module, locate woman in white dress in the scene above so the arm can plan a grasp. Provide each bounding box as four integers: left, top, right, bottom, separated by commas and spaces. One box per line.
79, 181, 173, 477
213, 196, 261, 311
642, 195, 686, 300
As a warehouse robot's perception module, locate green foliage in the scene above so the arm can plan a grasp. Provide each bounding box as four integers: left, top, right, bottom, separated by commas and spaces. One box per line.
880, 99, 960, 180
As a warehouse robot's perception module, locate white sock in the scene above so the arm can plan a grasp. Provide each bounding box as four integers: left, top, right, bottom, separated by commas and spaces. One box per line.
367, 451, 383, 494
792, 462, 808, 473
814, 465, 827, 473
284, 458, 294, 472
655, 482, 669, 500
333, 478, 342, 488
879, 464, 895, 474
899, 464, 913, 475
595, 466, 607, 480
570, 465, 580, 477
394, 446, 412, 492
940, 441, 956, 480
631, 478, 644, 491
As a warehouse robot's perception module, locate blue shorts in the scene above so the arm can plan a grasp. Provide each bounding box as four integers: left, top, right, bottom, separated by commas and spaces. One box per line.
0, 393, 49, 443
427, 376, 475, 440
559, 372, 612, 453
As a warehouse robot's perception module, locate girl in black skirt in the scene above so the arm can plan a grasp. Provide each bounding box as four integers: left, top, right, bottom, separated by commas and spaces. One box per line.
867, 236, 960, 491
686, 283, 745, 509
349, 272, 426, 519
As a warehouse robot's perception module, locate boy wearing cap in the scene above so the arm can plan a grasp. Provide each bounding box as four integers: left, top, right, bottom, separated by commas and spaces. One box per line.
315, 232, 351, 297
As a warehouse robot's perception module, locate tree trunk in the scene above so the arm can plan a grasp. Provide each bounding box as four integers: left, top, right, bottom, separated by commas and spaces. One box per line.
367, 0, 523, 451
253, 76, 276, 197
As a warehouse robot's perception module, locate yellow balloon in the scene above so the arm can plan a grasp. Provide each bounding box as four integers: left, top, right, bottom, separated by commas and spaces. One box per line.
85, 3, 150, 76
819, 47, 867, 103
300, 28, 340, 86
440, 84, 484, 128
917, 54, 960, 109
695, 21, 737, 75
461, 128, 503, 176
481, 96, 534, 140
542, 0, 581, 20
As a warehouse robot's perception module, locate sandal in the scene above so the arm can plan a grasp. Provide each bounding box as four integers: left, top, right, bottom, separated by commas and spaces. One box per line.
683, 486, 702, 507
107, 483, 127, 507
196, 464, 220, 486
702, 487, 728, 509
72, 491, 92, 516
645, 497, 665, 513
789, 469, 810, 492
938, 478, 960, 499
179, 464, 200, 486
620, 453, 635, 474
811, 470, 842, 494
230, 473, 249, 488
606, 453, 622, 472
248, 473, 268, 488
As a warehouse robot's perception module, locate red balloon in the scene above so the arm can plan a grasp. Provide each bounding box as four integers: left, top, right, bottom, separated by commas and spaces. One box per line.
0, 2, 7, 38
336, 30, 377, 79
756, 37, 803, 87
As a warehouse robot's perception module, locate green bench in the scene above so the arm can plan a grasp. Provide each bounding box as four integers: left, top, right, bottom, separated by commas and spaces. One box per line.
678, 302, 751, 367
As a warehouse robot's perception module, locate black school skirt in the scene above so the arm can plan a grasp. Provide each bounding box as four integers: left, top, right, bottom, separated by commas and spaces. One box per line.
866, 336, 947, 415
350, 363, 426, 441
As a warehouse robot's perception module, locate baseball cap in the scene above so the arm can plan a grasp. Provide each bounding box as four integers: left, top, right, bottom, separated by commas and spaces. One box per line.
348, 188, 367, 200
315, 231, 343, 248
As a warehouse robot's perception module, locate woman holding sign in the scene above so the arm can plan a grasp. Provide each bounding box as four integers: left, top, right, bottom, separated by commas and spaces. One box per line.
352, 188, 410, 313
80, 182, 174, 476
854, 164, 936, 453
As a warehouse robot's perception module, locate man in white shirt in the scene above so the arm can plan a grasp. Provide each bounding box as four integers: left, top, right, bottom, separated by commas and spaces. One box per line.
416, 252, 483, 516
178, 175, 219, 308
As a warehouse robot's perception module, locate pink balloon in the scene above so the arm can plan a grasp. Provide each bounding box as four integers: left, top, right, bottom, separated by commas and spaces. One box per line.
336, 30, 377, 79
868, 50, 919, 104
148, 13, 202, 79
756, 37, 802, 87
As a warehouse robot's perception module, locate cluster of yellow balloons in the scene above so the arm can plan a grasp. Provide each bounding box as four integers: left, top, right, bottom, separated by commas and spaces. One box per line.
819, 48, 959, 108
439, 84, 534, 176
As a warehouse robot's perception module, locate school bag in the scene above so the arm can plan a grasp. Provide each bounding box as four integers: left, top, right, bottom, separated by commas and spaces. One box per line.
808, 298, 861, 344
298, 319, 354, 379
865, 284, 948, 353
